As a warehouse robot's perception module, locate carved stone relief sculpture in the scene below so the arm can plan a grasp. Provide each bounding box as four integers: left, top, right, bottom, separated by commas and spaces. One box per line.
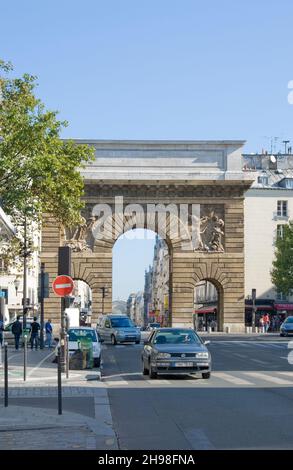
64, 215, 98, 252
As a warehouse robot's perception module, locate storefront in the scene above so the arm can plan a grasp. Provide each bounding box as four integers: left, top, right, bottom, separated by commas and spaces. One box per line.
193, 306, 217, 331
245, 299, 293, 330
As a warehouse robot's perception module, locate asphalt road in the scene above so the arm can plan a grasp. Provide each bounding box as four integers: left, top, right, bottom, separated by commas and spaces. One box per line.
101, 334, 293, 450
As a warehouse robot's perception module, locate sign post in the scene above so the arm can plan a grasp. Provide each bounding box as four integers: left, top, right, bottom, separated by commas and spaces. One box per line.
38, 263, 49, 349
52, 274, 74, 372
252, 288, 257, 333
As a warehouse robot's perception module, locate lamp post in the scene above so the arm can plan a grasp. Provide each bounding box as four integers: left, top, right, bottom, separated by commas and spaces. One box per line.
22, 217, 29, 331
14, 278, 20, 297
100, 287, 107, 315
252, 288, 257, 333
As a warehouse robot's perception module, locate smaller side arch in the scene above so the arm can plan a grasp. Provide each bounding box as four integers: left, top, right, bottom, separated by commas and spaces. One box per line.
194, 277, 224, 332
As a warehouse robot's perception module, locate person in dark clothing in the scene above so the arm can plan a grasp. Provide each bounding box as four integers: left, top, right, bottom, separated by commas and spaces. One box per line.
12, 315, 22, 350
30, 317, 40, 350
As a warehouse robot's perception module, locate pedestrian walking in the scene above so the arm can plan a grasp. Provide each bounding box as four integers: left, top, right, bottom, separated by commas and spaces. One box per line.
30, 316, 40, 350
263, 313, 270, 333
0, 316, 4, 346
259, 315, 265, 334
12, 315, 22, 350
45, 319, 53, 348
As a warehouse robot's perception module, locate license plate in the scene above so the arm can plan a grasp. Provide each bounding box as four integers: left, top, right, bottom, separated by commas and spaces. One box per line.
175, 362, 194, 367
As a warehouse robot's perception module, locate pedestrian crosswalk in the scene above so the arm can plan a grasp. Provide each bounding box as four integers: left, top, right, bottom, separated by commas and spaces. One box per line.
208, 341, 288, 349
100, 370, 293, 388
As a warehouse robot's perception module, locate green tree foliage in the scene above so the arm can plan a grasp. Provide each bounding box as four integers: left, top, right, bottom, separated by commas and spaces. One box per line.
271, 222, 293, 295
0, 59, 95, 227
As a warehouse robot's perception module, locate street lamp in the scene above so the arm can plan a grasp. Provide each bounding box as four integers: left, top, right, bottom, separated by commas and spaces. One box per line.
100, 287, 108, 315
252, 288, 257, 333
14, 278, 20, 296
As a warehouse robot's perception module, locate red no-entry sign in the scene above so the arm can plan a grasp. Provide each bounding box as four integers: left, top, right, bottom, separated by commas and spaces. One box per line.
52, 275, 74, 297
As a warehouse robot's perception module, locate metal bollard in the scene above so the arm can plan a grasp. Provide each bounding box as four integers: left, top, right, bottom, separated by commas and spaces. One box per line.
4, 342, 8, 407
23, 335, 27, 381
57, 346, 62, 415
66, 334, 69, 379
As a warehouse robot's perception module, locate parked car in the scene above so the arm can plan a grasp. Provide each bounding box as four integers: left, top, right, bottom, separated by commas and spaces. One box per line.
97, 314, 141, 345
280, 316, 293, 336
4, 318, 34, 346
146, 322, 161, 331
67, 327, 102, 367
142, 327, 211, 379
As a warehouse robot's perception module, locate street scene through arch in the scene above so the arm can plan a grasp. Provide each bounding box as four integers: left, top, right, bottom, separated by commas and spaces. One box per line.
112, 229, 170, 327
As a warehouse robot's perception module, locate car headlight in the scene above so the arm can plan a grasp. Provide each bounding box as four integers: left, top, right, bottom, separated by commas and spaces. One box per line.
196, 352, 209, 359
157, 353, 171, 359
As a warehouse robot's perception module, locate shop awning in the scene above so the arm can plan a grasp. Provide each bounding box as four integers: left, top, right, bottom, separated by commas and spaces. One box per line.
194, 307, 217, 315
245, 305, 273, 310
274, 303, 293, 311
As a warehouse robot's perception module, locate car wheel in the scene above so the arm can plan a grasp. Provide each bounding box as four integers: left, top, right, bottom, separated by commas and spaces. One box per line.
280, 333, 284, 337
149, 363, 157, 379
111, 335, 117, 345
142, 359, 148, 375
94, 356, 101, 368
202, 372, 211, 379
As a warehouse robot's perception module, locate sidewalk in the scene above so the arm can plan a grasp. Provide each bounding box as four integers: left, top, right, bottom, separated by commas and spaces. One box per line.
0, 348, 118, 450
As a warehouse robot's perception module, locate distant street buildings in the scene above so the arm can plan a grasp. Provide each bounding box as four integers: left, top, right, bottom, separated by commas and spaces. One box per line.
243, 150, 293, 325
0, 209, 40, 324
126, 291, 144, 326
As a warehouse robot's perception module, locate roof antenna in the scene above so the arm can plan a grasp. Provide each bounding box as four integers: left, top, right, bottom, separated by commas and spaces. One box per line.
283, 140, 290, 154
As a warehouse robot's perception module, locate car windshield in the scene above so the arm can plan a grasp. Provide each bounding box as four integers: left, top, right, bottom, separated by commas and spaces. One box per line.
153, 329, 201, 345
150, 323, 160, 328
68, 329, 97, 342
110, 317, 133, 328
284, 317, 293, 324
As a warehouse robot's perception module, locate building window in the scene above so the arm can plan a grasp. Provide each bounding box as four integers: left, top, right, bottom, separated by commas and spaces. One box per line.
276, 292, 287, 301
257, 175, 269, 185
277, 200, 288, 217
277, 225, 285, 239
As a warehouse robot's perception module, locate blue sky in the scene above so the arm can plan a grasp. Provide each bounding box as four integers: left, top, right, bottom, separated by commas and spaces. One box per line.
2, 0, 293, 299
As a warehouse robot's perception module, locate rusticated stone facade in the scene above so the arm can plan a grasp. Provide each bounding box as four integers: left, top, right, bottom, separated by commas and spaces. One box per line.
41, 140, 253, 333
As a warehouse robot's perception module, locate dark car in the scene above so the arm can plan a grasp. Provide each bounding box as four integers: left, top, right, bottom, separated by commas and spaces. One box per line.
280, 316, 293, 336
142, 327, 211, 379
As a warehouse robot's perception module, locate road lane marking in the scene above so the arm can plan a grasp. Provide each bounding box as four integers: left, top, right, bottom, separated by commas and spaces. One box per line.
104, 380, 128, 386
244, 372, 293, 385
277, 371, 293, 378
213, 372, 253, 385
146, 379, 171, 385
27, 350, 55, 378
186, 379, 207, 385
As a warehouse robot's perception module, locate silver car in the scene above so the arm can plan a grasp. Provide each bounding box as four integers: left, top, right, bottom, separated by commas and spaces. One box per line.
97, 314, 141, 345
280, 316, 293, 336
142, 327, 211, 379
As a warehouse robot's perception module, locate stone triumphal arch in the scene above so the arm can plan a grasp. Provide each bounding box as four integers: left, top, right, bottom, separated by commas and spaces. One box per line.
41, 140, 252, 333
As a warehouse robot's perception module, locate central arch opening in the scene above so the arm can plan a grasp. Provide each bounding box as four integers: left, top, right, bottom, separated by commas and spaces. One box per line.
112, 228, 171, 327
